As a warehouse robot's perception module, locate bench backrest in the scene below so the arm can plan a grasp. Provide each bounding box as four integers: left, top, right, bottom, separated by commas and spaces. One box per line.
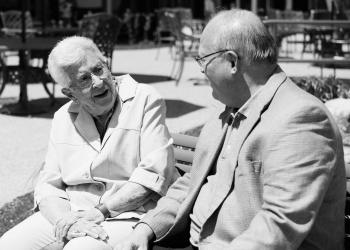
171, 133, 197, 174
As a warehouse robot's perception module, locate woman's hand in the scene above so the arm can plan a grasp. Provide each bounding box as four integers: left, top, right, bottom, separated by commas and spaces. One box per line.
66, 218, 108, 241
77, 208, 105, 224
54, 211, 81, 242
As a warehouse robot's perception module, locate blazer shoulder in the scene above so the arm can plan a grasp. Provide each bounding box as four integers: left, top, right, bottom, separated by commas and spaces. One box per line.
266, 78, 342, 144
272, 79, 329, 117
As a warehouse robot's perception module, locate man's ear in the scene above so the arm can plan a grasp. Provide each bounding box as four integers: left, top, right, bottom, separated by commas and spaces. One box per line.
226, 51, 239, 74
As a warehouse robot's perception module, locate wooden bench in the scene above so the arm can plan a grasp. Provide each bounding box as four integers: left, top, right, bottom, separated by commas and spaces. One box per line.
171, 133, 350, 249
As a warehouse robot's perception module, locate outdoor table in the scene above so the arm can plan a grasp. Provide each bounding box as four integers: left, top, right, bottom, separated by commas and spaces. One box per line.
264, 20, 350, 42
0, 36, 60, 115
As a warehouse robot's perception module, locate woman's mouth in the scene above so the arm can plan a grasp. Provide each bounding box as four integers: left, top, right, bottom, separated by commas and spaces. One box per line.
94, 89, 109, 98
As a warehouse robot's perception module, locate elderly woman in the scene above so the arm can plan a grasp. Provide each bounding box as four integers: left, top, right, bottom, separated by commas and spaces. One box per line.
0, 36, 178, 250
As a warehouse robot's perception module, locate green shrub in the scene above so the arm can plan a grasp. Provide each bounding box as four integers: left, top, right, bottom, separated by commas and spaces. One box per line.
291, 76, 350, 102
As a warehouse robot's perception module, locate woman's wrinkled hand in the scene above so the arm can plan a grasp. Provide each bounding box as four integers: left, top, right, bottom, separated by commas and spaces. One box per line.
54, 212, 81, 242
76, 208, 105, 224
66, 218, 108, 241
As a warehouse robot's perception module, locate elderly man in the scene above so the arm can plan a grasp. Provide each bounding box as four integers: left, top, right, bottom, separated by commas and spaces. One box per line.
115, 9, 346, 250
0, 36, 178, 250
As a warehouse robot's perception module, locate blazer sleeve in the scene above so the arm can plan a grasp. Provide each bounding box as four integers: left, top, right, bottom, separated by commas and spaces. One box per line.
227, 105, 343, 250
128, 88, 179, 196
139, 172, 191, 239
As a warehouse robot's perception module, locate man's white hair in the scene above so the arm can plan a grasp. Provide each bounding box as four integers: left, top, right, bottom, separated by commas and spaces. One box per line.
47, 36, 106, 87
207, 9, 277, 64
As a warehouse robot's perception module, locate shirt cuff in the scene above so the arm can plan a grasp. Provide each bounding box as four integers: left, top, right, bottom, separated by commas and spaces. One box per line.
129, 167, 167, 196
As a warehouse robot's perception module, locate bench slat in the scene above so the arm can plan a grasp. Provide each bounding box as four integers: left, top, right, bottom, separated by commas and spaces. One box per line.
174, 147, 194, 164
171, 133, 198, 149
175, 163, 191, 174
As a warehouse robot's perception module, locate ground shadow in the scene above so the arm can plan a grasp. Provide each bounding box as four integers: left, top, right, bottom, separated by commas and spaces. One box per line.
114, 73, 172, 84
0, 97, 70, 119
165, 99, 204, 118
34, 97, 70, 118
0, 98, 204, 119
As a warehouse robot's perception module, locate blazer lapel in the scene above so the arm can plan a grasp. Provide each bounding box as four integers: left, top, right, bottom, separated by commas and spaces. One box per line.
190, 109, 232, 191
170, 108, 233, 226
74, 108, 101, 152
231, 67, 287, 171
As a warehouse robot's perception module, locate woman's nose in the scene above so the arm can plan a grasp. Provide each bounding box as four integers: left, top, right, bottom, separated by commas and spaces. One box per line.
92, 74, 103, 88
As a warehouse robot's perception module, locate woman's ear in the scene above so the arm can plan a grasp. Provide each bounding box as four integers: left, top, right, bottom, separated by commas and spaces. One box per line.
103, 57, 111, 71
61, 88, 79, 103
61, 87, 71, 97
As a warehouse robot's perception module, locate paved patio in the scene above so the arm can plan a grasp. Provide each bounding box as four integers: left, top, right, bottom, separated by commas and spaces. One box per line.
0, 46, 350, 207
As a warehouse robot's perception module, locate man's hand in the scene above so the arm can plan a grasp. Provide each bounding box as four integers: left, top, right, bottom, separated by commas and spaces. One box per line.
54, 211, 81, 242
77, 208, 105, 224
114, 223, 154, 250
66, 218, 108, 241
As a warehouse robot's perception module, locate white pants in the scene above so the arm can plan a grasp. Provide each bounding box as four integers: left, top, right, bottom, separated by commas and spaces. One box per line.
0, 212, 137, 250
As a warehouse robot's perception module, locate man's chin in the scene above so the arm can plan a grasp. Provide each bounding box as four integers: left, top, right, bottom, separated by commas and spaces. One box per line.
211, 90, 219, 100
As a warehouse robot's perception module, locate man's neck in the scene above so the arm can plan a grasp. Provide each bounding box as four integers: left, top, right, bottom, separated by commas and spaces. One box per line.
244, 63, 277, 96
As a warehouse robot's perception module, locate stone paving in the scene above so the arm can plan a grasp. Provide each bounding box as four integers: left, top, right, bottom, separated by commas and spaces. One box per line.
0, 46, 349, 207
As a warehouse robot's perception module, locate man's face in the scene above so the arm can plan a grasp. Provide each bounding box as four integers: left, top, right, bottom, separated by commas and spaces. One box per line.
198, 32, 249, 108
63, 50, 117, 117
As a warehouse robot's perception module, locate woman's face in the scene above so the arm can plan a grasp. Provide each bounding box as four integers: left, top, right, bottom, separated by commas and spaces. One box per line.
63, 50, 117, 117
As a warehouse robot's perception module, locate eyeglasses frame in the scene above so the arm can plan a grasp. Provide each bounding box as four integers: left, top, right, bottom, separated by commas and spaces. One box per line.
194, 49, 231, 73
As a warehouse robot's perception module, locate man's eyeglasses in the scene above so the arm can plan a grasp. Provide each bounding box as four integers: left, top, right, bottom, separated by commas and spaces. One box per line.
194, 49, 230, 73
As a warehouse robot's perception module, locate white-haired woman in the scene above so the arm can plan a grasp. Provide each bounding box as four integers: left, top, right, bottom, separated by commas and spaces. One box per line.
0, 36, 178, 250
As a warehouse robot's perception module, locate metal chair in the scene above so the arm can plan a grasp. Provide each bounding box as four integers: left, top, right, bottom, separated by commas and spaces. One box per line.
154, 9, 177, 59
163, 11, 204, 85
0, 10, 36, 36
79, 13, 122, 70
0, 11, 54, 102
306, 9, 334, 58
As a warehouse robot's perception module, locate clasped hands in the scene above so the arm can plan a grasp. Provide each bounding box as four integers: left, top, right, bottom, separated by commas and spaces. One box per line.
54, 208, 108, 242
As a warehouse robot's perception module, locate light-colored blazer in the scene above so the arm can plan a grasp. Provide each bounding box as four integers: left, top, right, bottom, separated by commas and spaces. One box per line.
142, 68, 346, 250
34, 75, 178, 219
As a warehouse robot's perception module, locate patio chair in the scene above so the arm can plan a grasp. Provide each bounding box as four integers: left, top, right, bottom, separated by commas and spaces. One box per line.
0, 11, 54, 102
162, 11, 204, 85
277, 10, 305, 58
79, 13, 122, 70
154, 9, 177, 59
0, 10, 36, 36
305, 9, 334, 58
154, 8, 193, 60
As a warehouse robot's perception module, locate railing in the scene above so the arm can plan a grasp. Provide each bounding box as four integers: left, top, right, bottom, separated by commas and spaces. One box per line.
263, 19, 350, 76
